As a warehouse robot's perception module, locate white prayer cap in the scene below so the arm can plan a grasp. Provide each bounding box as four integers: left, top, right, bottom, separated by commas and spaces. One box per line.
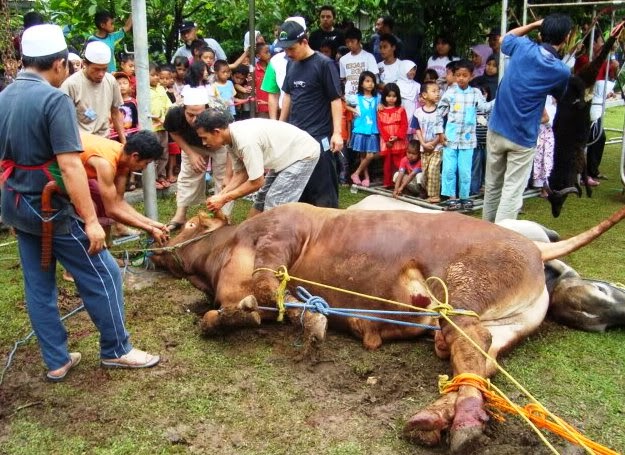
182, 86, 209, 106
68, 52, 81, 62
243, 30, 261, 49
21, 24, 67, 57
84, 41, 111, 65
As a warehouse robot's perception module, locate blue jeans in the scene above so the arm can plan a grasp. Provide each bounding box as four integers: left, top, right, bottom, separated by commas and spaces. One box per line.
16, 219, 132, 370
471, 145, 486, 196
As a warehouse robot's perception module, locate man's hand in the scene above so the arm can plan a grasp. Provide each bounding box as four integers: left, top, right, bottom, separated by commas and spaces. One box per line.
150, 226, 170, 246
188, 152, 207, 174
206, 194, 228, 212
330, 132, 344, 153
84, 220, 107, 255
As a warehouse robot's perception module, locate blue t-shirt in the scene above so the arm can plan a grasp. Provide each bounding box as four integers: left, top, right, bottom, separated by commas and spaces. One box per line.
488, 34, 569, 148
0, 72, 83, 235
88, 30, 125, 72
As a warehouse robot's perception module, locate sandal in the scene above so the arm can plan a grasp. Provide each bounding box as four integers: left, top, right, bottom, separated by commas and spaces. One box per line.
155, 181, 165, 190
460, 199, 474, 210
427, 197, 441, 204
101, 348, 160, 369
167, 176, 178, 183
47, 352, 81, 382
442, 200, 462, 211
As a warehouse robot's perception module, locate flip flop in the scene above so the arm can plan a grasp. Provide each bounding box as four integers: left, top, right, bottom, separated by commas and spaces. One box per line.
46, 352, 81, 382
101, 348, 160, 369
165, 220, 184, 232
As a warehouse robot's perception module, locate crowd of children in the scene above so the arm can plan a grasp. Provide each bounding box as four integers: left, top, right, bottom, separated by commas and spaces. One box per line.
45, 14, 522, 210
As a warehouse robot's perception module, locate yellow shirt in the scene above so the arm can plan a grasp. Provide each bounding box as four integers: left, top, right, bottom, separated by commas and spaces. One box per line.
150, 84, 172, 132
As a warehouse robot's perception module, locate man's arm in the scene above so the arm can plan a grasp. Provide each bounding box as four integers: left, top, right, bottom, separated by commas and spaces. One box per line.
110, 107, 126, 144
330, 97, 343, 152
279, 93, 291, 122
206, 169, 263, 211
56, 153, 106, 254
169, 131, 206, 173
268, 93, 280, 120
504, 19, 542, 43
91, 157, 168, 243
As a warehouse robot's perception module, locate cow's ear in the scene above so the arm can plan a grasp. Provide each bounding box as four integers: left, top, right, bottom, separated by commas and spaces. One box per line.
197, 212, 213, 227
213, 210, 230, 225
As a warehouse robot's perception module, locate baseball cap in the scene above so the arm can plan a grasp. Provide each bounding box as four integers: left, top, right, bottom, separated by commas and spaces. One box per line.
180, 20, 196, 33
486, 26, 501, 37
277, 17, 307, 48
112, 71, 130, 81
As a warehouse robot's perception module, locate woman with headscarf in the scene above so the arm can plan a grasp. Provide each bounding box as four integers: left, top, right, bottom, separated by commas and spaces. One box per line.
470, 44, 493, 78
395, 60, 420, 126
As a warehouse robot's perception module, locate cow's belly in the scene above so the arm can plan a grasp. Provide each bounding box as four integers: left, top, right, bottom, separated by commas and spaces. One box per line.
482, 285, 550, 354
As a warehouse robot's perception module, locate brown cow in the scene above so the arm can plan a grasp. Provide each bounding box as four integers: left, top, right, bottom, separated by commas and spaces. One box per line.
151, 203, 625, 453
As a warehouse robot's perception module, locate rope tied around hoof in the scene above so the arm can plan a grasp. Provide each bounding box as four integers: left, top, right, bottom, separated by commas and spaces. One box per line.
438, 373, 619, 455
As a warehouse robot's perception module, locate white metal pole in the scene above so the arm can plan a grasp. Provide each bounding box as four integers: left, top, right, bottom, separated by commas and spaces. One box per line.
131, 0, 158, 220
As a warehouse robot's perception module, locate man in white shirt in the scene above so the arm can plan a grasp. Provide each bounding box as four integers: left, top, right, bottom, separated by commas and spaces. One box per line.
195, 110, 320, 214
339, 27, 378, 96
377, 33, 401, 89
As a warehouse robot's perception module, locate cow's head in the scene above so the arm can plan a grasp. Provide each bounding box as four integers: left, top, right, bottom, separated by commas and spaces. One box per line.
150, 210, 229, 274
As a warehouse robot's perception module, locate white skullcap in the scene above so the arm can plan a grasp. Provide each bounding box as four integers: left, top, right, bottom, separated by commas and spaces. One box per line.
21, 24, 67, 57
84, 41, 111, 65
285, 16, 306, 31
68, 52, 81, 62
243, 30, 261, 49
182, 86, 209, 106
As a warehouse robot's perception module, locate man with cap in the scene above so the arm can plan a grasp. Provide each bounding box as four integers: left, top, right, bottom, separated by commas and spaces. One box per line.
171, 21, 227, 64
0, 24, 160, 381
277, 16, 343, 209
61, 40, 126, 143
163, 87, 232, 230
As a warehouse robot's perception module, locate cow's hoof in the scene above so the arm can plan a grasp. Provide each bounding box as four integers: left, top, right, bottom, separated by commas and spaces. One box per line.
449, 396, 489, 453
403, 412, 444, 446
238, 295, 258, 312
305, 313, 327, 343
449, 425, 488, 454
199, 310, 221, 335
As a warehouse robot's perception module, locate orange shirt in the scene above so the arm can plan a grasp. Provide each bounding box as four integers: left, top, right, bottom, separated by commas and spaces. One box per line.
79, 133, 123, 180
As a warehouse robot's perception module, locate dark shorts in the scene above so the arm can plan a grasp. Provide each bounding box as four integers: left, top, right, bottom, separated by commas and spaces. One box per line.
88, 179, 114, 227
298, 138, 339, 208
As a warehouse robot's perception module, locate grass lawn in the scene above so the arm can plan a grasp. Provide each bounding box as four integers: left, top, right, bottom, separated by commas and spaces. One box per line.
0, 108, 624, 454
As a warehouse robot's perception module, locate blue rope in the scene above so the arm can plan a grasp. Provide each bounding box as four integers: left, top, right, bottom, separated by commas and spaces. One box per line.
258, 286, 441, 331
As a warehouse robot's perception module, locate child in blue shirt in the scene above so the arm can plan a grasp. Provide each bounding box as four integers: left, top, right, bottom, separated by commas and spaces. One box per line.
435, 59, 492, 209
346, 71, 379, 187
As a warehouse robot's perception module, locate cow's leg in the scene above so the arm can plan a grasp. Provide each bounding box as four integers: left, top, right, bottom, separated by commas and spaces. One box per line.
404, 317, 491, 452
199, 245, 262, 334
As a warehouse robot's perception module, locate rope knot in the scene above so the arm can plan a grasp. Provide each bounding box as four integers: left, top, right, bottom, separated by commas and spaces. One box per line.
296, 287, 330, 316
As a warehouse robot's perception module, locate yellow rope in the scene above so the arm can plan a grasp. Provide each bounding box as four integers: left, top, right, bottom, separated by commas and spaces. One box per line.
253, 266, 611, 455
252, 266, 479, 319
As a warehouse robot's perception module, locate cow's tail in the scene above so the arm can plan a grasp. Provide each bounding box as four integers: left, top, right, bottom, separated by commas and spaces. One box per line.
535, 205, 625, 262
